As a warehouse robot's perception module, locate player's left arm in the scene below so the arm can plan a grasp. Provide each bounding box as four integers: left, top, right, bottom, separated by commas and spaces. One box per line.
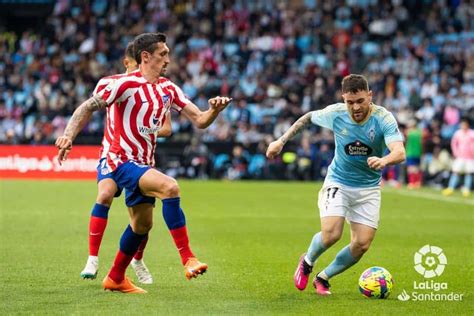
181, 97, 232, 129
368, 111, 406, 170
367, 141, 406, 170
157, 111, 172, 137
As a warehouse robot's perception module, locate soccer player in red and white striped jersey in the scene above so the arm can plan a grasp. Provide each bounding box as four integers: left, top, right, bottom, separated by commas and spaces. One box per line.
56, 33, 232, 293
80, 42, 172, 285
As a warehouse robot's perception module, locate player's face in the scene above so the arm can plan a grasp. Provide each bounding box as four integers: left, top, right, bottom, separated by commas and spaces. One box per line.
343, 90, 373, 123
147, 42, 170, 77
123, 56, 138, 73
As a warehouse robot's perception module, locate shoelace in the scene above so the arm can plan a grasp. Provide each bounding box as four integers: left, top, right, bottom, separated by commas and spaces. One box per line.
134, 264, 152, 281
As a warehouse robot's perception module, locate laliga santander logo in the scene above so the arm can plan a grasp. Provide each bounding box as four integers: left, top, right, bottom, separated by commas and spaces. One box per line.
397, 245, 462, 302
413, 244, 447, 278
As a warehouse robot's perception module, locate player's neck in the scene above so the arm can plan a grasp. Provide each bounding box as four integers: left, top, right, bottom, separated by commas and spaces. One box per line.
139, 65, 160, 84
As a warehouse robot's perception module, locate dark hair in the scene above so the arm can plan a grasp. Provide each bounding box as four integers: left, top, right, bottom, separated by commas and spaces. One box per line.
460, 117, 471, 126
341, 74, 369, 94
125, 41, 135, 59
133, 33, 167, 64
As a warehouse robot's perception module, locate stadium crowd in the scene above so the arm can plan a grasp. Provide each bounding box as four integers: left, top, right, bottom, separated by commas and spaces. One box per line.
1, 0, 473, 185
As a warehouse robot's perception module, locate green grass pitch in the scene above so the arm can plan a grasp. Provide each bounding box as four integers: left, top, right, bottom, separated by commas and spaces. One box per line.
0, 180, 472, 315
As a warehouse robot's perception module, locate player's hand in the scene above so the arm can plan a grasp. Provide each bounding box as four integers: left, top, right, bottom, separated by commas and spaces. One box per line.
367, 156, 387, 170
209, 96, 232, 112
55, 135, 72, 165
266, 139, 284, 159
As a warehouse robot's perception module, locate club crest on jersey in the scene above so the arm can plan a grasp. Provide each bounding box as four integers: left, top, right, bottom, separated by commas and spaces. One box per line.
344, 140, 373, 156
162, 94, 171, 106
368, 127, 375, 142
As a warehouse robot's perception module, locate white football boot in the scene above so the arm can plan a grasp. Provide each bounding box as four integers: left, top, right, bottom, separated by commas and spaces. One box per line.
80, 256, 99, 279
131, 259, 153, 284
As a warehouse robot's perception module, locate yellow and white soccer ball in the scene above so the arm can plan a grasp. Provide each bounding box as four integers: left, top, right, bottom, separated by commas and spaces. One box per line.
358, 266, 394, 299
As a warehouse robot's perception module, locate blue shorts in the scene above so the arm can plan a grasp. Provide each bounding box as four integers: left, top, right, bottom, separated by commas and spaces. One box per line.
406, 157, 420, 167
97, 158, 123, 197
111, 161, 156, 207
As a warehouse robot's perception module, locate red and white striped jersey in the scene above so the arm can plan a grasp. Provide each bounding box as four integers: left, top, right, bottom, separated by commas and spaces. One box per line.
97, 70, 189, 171
93, 73, 128, 160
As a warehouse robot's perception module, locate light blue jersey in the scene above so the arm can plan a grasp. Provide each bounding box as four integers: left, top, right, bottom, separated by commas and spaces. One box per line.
311, 103, 403, 187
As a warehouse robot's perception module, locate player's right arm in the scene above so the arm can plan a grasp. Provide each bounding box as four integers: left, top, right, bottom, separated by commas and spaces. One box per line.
266, 104, 341, 159
266, 112, 313, 159
55, 95, 108, 164
56, 77, 129, 164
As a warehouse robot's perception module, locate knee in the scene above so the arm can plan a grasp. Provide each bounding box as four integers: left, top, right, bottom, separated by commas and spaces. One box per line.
321, 229, 342, 247
133, 220, 153, 235
352, 240, 371, 255
162, 178, 180, 198
96, 190, 115, 206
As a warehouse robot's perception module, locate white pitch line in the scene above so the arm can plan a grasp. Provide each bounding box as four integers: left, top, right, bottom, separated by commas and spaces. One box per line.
382, 188, 474, 206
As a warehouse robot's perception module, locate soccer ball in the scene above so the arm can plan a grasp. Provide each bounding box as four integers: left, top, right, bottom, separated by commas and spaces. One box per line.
358, 267, 394, 299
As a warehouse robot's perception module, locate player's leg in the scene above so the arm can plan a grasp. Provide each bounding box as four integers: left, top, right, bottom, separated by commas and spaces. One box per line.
407, 158, 421, 189
461, 161, 473, 197
103, 202, 153, 294
313, 224, 376, 296
81, 178, 118, 279
462, 173, 472, 197
129, 204, 153, 284
295, 184, 347, 291
139, 168, 207, 279
295, 216, 345, 291
443, 159, 462, 196
314, 186, 379, 296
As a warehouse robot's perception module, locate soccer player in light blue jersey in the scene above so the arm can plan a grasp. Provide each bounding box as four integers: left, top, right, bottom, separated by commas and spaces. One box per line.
266, 74, 406, 296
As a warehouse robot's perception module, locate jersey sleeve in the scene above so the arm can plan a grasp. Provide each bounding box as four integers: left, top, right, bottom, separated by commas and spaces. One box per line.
381, 111, 404, 145
168, 82, 190, 112
310, 103, 343, 130
92, 77, 114, 96
96, 77, 133, 106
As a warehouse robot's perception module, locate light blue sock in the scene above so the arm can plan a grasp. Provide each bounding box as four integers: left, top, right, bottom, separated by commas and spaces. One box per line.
463, 174, 472, 191
305, 232, 327, 265
321, 245, 359, 280
448, 173, 459, 189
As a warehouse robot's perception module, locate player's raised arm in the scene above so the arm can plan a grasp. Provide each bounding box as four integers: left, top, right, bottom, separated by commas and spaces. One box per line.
266, 112, 313, 159
181, 96, 232, 129
55, 95, 107, 164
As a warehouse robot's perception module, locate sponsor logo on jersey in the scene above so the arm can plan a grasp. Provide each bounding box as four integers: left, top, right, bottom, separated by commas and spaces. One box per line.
139, 126, 160, 134
344, 140, 373, 156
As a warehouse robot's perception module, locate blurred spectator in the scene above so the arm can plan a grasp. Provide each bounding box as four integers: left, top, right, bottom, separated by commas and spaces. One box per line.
296, 136, 313, 181
227, 145, 249, 180
183, 138, 210, 179
421, 146, 452, 189
442, 119, 474, 197
405, 119, 423, 189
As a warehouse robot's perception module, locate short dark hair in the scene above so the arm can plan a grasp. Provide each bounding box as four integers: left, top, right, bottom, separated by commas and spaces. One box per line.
460, 117, 471, 126
133, 33, 167, 64
341, 74, 369, 94
125, 41, 135, 59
